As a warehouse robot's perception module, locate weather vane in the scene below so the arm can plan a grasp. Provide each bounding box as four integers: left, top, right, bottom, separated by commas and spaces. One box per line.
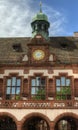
40, 1, 42, 13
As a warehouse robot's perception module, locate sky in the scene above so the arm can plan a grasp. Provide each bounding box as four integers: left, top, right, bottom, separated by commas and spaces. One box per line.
0, 0, 78, 37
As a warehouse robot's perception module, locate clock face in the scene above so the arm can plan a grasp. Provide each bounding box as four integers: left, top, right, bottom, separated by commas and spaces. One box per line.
33, 50, 45, 60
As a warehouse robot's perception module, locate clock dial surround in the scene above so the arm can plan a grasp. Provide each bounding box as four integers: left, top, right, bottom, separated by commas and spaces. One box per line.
32, 50, 45, 61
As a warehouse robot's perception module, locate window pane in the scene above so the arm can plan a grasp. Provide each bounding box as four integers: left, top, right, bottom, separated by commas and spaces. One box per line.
7, 79, 11, 86
56, 79, 60, 86
66, 79, 70, 86
36, 77, 40, 86
12, 77, 16, 86
41, 79, 45, 86
31, 79, 36, 86
56, 86, 61, 92
11, 87, 15, 94
31, 87, 35, 94
36, 87, 38, 94
6, 87, 10, 94
61, 77, 65, 86
16, 87, 20, 94
17, 79, 21, 86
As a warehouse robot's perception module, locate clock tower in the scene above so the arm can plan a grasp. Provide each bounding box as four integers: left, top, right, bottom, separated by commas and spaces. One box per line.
27, 2, 50, 64
27, 35, 50, 64
31, 2, 50, 40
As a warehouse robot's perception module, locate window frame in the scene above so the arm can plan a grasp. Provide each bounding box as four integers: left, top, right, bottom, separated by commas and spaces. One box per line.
30, 74, 47, 100
55, 75, 72, 100
5, 75, 22, 100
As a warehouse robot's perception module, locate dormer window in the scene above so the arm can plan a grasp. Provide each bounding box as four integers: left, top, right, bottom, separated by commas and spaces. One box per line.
13, 44, 22, 52
60, 43, 68, 49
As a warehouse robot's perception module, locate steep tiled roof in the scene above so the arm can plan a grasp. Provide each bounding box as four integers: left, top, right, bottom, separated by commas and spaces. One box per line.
49, 37, 78, 64
0, 37, 30, 64
0, 36, 78, 64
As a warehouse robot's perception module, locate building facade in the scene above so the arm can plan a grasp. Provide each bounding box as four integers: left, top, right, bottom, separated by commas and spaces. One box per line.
0, 6, 78, 130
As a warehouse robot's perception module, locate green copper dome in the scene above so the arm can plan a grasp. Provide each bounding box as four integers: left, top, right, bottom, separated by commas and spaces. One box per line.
31, 2, 50, 40
32, 12, 48, 22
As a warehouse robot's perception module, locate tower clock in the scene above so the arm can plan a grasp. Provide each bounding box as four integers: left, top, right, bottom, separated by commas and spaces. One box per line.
32, 49, 45, 61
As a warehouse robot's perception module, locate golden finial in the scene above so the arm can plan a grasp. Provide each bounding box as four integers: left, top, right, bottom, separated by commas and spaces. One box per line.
40, 1, 42, 13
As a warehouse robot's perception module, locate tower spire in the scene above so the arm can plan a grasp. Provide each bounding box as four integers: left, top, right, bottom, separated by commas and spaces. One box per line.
40, 1, 42, 13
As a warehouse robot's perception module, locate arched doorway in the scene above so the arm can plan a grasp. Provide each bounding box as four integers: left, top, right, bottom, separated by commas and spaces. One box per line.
55, 116, 77, 130
0, 115, 17, 130
22, 116, 50, 130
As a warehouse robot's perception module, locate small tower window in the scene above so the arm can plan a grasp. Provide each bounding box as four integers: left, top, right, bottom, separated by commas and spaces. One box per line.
60, 43, 68, 49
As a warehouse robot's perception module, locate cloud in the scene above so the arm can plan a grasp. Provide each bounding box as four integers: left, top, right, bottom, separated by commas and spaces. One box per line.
0, 0, 67, 37
43, 4, 67, 36
0, 0, 34, 37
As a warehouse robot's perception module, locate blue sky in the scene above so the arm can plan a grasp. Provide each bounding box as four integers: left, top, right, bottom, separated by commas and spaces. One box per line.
44, 0, 78, 36
0, 0, 77, 37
